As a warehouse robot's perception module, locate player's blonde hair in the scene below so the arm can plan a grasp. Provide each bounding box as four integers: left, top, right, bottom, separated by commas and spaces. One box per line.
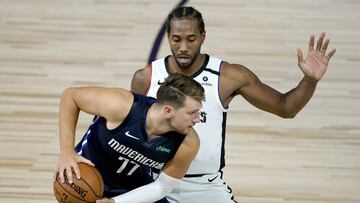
156, 73, 205, 108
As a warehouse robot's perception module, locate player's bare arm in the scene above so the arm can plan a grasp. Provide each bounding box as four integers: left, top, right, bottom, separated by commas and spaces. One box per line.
162, 128, 200, 179
220, 32, 336, 118
131, 65, 152, 94
97, 129, 200, 203
56, 87, 133, 183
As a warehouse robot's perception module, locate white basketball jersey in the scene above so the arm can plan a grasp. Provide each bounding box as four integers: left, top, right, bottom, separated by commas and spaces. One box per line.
147, 55, 228, 174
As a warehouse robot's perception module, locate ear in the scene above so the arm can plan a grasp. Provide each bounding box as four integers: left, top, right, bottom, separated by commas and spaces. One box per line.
200, 31, 206, 44
163, 105, 175, 119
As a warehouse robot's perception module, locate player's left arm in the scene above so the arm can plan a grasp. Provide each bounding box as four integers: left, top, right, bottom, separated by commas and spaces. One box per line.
160, 127, 200, 178
96, 128, 200, 203
223, 32, 336, 118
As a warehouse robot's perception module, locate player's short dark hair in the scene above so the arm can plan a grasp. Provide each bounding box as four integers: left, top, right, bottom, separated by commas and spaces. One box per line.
166, 6, 205, 35
157, 73, 205, 108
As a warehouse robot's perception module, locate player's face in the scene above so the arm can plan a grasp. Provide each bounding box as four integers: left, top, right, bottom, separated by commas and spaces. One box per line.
171, 96, 202, 134
168, 19, 205, 69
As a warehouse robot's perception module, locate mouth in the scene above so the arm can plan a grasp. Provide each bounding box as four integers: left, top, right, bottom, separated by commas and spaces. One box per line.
177, 55, 191, 64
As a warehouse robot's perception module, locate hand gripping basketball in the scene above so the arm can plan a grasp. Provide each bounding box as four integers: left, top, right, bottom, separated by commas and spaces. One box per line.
53, 163, 104, 203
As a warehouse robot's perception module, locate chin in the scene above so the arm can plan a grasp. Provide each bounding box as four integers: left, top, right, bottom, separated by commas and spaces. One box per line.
178, 64, 191, 69
179, 128, 189, 135
175, 60, 192, 69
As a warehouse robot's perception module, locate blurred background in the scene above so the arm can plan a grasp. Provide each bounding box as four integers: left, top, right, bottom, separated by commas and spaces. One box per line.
0, 0, 359, 202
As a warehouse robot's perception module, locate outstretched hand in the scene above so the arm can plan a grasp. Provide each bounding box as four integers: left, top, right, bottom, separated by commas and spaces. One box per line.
297, 32, 336, 82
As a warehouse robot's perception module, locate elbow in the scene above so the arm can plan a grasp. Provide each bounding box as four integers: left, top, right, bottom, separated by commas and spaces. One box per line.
60, 87, 78, 107
279, 113, 297, 119
60, 88, 70, 102
277, 108, 298, 119
276, 96, 299, 119
61, 87, 74, 97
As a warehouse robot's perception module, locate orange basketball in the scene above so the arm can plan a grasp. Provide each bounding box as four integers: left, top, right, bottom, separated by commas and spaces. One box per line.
53, 163, 104, 203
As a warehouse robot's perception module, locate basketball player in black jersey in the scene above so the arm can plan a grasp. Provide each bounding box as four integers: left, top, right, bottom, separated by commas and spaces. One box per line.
54, 73, 205, 203
131, 6, 336, 203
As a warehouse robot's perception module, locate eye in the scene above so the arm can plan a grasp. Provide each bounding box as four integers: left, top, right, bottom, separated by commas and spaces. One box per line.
172, 36, 180, 43
191, 111, 199, 116
188, 36, 196, 42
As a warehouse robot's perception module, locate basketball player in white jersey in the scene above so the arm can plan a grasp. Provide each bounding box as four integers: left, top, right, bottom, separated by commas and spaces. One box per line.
131, 6, 336, 203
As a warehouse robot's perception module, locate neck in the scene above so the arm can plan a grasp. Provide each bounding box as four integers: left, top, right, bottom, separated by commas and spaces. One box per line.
146, 104, 171, 138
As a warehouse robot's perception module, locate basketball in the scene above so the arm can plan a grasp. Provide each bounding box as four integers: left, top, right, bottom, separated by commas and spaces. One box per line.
53, 163, 104, 203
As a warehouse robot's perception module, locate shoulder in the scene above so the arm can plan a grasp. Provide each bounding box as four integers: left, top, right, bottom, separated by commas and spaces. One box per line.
102, 88, 134, 121
220, 62, 260, 86
133, 65, 151, 79
217, 62, 261, 105
131, 65, 152, 94
221, 62, 251, 77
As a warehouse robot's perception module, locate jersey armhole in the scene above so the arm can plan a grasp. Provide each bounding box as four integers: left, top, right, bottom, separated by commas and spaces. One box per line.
145, 63, 152, 96
217, 61, 228, 112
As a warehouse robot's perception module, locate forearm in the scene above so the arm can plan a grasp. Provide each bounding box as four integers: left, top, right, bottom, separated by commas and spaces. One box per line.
283, 76, 317, 117
59, 88, 80, 152
112, 172, 179, 203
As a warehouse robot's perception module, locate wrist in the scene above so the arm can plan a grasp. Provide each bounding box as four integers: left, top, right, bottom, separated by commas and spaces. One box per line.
60, 148, 75, 155
303, 76, 318, 85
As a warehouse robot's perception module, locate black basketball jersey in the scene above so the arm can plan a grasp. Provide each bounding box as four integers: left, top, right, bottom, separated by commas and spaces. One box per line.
75, 93, 185, 194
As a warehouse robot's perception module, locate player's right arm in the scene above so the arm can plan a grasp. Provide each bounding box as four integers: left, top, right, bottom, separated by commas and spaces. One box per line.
56, 87, 133, 184
102, 128, 200, 203
131, 65, 151, 95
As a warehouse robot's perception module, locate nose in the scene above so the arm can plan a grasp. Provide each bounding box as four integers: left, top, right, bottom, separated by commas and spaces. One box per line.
192, 112, 201, 124
179, 41, 189, 53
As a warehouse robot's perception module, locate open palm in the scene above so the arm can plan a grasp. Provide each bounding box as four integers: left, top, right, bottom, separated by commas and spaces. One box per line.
297, 32, 336, 81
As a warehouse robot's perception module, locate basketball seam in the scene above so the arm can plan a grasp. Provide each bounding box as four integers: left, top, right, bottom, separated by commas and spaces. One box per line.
55, 179, 93, 203
78, 163, 103, 198
89, 167, 104, 197
71, 170, 102, 199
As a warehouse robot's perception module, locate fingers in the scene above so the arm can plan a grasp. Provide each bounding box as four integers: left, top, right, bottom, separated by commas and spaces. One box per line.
316, 32, 336, 59
81, 158, 95, 167
72, 158, 95, 180
327, 48, 336, 59
52, 171, 58, 183
58, 163, 77, 184
309, 34, 315, 51
316, 32, 325, 51
56, 153, 92, 185
65, 165, 74, 184
297, 48, 304, 66
311, 32, 335, 59
72, 163, 81, 180
58, 171, 65, 184
321, 38, 330, 54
